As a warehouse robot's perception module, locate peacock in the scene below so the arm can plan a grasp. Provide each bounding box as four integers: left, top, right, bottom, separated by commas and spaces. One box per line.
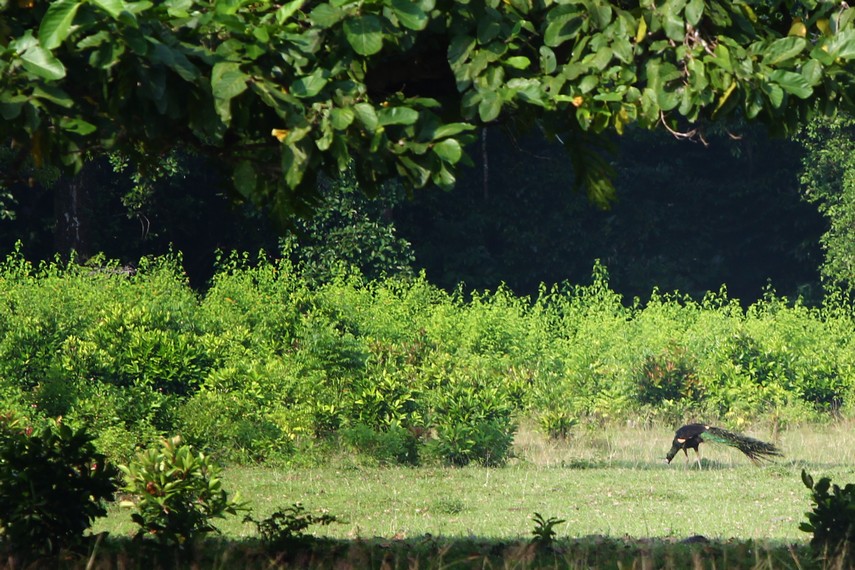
665, 423, 783, 467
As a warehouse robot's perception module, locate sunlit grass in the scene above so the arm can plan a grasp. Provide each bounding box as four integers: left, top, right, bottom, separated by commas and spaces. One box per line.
95, 420, 855, 545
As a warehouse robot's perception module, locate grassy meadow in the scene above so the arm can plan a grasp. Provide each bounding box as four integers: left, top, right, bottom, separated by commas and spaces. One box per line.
94, 421, 855, 544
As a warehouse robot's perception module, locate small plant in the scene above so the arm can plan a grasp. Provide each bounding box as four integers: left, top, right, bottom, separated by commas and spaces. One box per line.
800, 469, 855, 562
538, 409, 577, 440
0, 413, 119, 557
530, 512, 565, 547
246, 503, 337, 552
119, 436, 247, 546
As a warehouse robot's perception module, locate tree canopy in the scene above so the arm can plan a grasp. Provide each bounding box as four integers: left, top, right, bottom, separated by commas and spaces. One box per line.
3, 0, 855, 220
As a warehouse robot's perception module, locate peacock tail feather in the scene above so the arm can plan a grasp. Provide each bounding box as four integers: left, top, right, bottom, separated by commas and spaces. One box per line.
703, 426, 783, 462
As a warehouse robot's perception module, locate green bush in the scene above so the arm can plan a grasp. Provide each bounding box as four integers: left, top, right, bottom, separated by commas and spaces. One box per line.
177, 391, 290, 464
340, 423, 419, 465
246, 503, 338, 553
119, 436, 247, 546
0, 414, 118, 557
427, 383, 517, 467
800, 469, 855, 563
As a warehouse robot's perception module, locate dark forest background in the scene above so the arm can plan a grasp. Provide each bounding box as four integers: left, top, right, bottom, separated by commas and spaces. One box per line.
0, 124, 828, 305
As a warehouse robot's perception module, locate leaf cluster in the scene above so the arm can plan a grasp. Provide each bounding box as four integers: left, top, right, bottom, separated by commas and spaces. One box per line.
5, 1, 855, 220
801, 469, 855, 562
118, 435, 248, 546
0, 413, 119, 559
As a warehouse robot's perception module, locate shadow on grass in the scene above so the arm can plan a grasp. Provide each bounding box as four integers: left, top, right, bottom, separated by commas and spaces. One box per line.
4, 534, 831, 570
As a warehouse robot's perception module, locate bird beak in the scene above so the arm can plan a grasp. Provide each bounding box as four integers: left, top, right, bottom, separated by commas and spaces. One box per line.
664, 458, 672, 464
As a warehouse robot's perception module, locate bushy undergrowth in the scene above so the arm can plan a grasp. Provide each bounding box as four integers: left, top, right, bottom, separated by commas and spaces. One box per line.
0, 248, 853, 467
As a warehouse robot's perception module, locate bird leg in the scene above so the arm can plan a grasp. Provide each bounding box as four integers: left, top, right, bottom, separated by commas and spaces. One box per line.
694, 447, 702, 470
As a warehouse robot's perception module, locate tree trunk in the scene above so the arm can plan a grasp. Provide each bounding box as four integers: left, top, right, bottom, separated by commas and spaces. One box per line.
53, 168, 93, 262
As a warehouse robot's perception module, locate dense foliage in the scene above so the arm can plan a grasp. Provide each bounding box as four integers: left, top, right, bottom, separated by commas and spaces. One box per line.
801, 469, 855, 563
119, 436, 246, 546
799, 114, 855, 291
0, 249, 852, 467
5, 0, 855, 218
0, 413, 118, 558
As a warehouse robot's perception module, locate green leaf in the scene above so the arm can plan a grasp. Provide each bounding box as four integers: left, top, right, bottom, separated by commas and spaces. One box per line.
344, 15, 383, 56
276, 0, 305, 25
330, 107, 355, 130
151, 42, 199, 81
33, 84, 74, 107
291, 69, 328, 98
20, 45, 67, 80
391, 0, 428, 31
539, 46, 557, 74
763, 36, 806, 66
378, 106, 419, 126
353, 102, 378, 131
232, 160, 257, 200
544, 13, 583, 47
478, 90, 502, 122
685, 0, 703, 26
39, 0, 81, 50
60, 117, 97, 135
211, 62, 249, 122
431, 122, 475, 139
769, 69, 812, 98
505, 56, 531, 70
90, 0, 126, 19
309, 3, 344, 27
433, 138, 462, 163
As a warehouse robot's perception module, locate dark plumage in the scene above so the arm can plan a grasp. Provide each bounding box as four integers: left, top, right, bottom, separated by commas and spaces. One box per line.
665, 423, 783, 467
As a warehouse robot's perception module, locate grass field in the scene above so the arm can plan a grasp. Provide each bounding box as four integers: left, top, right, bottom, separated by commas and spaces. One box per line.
94, 421, 855, 546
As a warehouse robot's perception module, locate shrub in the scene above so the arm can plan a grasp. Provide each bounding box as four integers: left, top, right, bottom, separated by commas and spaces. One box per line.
636, 344, 702, 406
0, 414, 118, 557
428, 384, 517, 467
246, 503, 337, 552
119, 436, 247, 546
340, 423, 419, 465
800, 469, 855, 563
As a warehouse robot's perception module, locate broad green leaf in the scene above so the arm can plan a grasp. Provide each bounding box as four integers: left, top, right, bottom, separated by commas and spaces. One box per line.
211, 62, 249, 122
233, 161, 257, 199
353, 102, 379, 130
762, 81, 784, 108
433, 138, 462, 163
0, 94, 27, 120
276, 0, 304, 24
505, 56, 531, 70
685, 0, 704, 27
770, 69, 812, 98
151, 42, 199, 81
544, 14, 583, 47
478, 90, 502, 122
291, 69, 328, 98
90, 0, 125, 18
539, 46, 557, 74
828, 30, 855, 59
763, 36, 806, 66
282, 142, 309, 188
60, 117, 97, 135
801, 59, 822, 85
392, 0, 428, 30
378, 106, 419, 126
33, 84, 74, 107
330, 107, 355, 130
661, 0, 686, 41
309, 3, 343, 27
20, 45, 67, 80
431, 122, 475, 139
477, 16, 501, 44
344, 15, 383, 56
39, 0, 81, 50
